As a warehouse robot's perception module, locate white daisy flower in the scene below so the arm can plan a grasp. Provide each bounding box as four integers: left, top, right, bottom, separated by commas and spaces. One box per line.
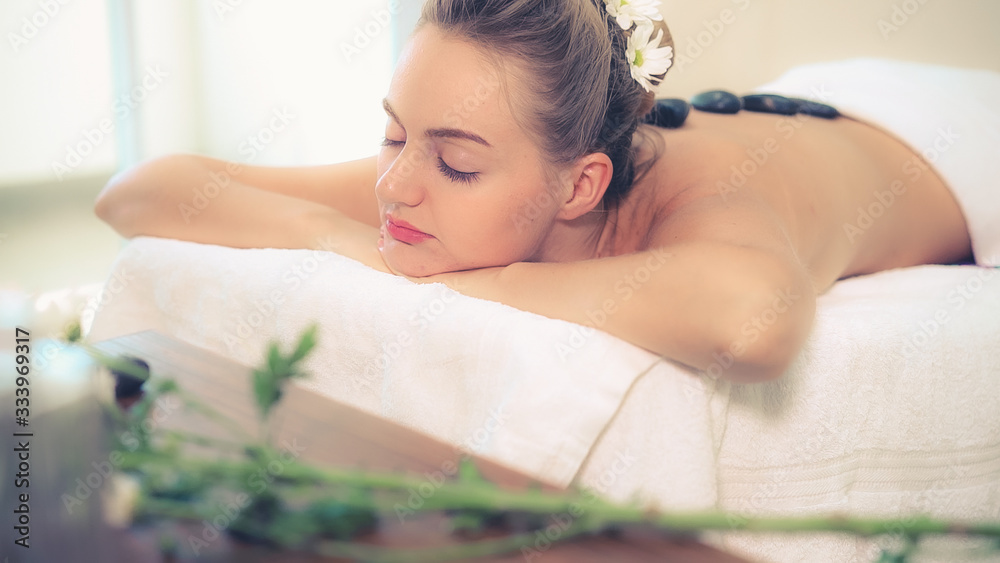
625, 22, 673, 92
604, 0, 664, 31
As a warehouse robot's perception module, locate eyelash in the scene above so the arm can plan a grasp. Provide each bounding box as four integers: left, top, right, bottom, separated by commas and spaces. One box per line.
436, 158, 479, 184
380, 137, 480, 185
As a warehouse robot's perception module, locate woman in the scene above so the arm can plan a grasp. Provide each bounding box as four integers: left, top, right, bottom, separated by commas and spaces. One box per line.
95, 0, 994, 383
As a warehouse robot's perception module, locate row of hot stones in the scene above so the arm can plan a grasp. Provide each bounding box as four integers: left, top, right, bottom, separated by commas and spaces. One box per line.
644, 90, 840, 129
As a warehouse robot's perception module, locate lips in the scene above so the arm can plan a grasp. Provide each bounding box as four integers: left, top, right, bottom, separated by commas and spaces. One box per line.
384, 216, 434, 245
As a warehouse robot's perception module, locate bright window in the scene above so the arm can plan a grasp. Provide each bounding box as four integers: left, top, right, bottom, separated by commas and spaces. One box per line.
0, 0, 411, 187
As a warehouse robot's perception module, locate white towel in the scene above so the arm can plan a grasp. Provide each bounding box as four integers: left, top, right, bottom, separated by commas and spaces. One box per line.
705, 265, 1000, 562
85, 236, 720, 509
87, 237, 1000, 562
754, 58, 1000, 267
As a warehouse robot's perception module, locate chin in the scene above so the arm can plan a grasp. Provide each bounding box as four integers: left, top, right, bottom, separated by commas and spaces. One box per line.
383, 250, 455, 278
382, 240, 523, 277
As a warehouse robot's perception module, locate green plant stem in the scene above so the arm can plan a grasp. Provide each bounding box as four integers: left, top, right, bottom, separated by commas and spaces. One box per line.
314, 522, 595, 563
81, 344, 256, 443
158, 429, 249, 453
175, 389, 258, 443
119, 450, 1000, 541
137, 495, 591, 563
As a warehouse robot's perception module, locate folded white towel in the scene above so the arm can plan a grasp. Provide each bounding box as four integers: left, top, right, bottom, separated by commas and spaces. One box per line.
705, 265, 1000, 561
85, 236, 719, 509
87, 237, 1000, 562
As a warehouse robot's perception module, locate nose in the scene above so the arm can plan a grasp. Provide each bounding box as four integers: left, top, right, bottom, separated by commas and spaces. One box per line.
375, 144, 428, 208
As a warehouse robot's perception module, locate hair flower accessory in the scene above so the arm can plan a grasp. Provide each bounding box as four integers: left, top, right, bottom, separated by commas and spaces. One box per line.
604, 0, 663, 30
625, 21, 673, 92
604, 0, 672, 92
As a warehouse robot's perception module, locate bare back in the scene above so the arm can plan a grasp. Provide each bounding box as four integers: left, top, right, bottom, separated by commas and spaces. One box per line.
614, 110, 973, 292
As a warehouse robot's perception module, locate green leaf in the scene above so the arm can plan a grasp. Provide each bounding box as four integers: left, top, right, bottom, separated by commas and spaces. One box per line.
306, 498, 379, 540
252, 325, 320, 422
63, 319, 82, 343
289, 324, 318, 364
457, 457, 484, 484
267, 342, 284, 375
253, 367, 279, 419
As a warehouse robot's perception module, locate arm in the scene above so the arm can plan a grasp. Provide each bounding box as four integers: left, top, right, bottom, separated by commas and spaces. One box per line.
96, 153, 381, 228
494, 242, 814, 382
94, 154, 388, 270
416, 179, 817, 383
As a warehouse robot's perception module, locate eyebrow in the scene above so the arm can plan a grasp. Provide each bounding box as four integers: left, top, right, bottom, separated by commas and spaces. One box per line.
382, 99, 493, 148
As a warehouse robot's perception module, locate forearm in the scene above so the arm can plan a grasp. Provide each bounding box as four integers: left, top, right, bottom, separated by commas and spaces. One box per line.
489, 244, 816, 382
95, 155, 387, 269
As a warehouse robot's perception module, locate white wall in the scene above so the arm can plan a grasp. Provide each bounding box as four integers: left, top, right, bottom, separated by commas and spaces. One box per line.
0, 0, 116, 186
1, 0, 997, 188
0, 0, 397, 188
185, 0, 395, 166
657, 0, 1000, 98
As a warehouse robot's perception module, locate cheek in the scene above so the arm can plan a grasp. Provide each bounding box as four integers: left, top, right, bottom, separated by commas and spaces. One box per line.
478, 201, 552, 259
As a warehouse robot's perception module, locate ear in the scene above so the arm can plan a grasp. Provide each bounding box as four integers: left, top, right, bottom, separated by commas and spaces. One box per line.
556, 152, 613, 220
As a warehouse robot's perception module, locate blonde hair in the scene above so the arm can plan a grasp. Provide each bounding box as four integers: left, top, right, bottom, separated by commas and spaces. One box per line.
420, 0, 672, 204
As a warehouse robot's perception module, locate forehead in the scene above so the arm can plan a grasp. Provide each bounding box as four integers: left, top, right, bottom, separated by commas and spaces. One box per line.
388, 25, 517, 140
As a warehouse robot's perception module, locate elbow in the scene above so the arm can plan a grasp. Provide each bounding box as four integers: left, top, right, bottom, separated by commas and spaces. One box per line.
714, 272, 817, 384
94, 170, 127, 227
94, 154, 186, 237
94, 163, 149, 235
94, 172, 136, 237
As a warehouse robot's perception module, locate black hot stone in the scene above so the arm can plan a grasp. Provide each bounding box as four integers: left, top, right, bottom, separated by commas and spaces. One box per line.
789, 97, 840, 119
645, 98, 691, 128
690, 90, 742, 114
741, 94, 799, 115
113, 356, 150, 399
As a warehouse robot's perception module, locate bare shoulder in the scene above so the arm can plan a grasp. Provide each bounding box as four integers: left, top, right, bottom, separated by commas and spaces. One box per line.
621, 126, 798, 261
621, 110, 971, 290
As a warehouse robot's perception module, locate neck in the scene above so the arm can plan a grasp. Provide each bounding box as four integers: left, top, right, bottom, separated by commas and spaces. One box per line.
533, 202, 618, 263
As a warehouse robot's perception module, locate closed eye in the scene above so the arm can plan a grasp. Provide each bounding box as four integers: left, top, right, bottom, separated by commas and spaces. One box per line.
380, 137, 404, 148
437, 157, 479, 184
